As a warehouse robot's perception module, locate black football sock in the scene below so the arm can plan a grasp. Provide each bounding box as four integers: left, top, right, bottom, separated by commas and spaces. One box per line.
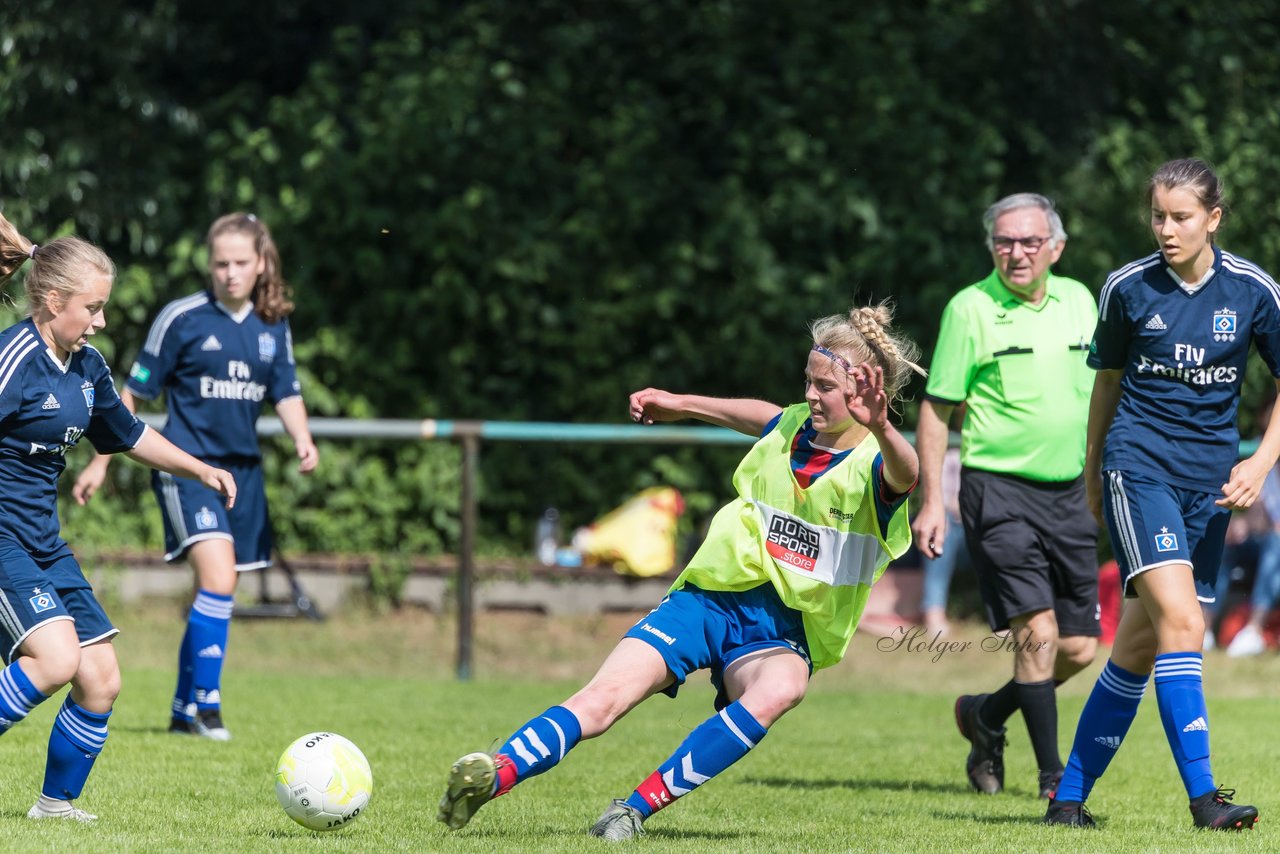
1016, 679, 1063, 774
979, 679, 1020, 729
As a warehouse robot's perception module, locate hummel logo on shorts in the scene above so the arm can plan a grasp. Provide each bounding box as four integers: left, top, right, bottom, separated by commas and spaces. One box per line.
1144, 314, 1167, 330
41, 394, 59, 410
1094, 735, 1122, 749
1182, 716, 1208, 733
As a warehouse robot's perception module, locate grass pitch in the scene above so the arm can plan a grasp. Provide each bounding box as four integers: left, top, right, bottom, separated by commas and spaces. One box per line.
0, 604, 1275, 852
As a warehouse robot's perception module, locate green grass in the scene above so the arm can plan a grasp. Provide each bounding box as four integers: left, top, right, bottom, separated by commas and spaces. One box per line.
0, 605, 1276, 852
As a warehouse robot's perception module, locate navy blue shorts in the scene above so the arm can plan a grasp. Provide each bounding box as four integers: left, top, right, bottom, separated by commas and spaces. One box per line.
1102, 470, 1229, 603
0, 540, 117, 664
624, 582, 812, 710
152, 458, 272, 570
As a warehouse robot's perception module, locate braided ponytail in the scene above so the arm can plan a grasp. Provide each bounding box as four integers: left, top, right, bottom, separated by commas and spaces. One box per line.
811, 301, 925, 403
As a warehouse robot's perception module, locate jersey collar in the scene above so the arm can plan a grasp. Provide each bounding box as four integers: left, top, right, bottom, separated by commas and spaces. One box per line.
210, 293, 255, 324
1162, 244, 1222, 295
981, 269, 1061, 310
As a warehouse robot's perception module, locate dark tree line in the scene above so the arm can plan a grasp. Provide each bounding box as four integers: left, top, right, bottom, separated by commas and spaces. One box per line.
3, 0, 1279, 556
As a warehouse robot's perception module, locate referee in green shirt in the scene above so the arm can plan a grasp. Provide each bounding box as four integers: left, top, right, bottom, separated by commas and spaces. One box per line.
914, 193, 1100, 801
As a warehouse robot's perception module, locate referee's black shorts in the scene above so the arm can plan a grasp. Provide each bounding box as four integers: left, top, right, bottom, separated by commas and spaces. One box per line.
958, 467, 1101, 637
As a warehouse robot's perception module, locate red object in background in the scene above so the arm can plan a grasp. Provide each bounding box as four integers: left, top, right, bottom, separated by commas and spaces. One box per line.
1217, 603, 1280, 649
1217, 603, 1250, 648
1098, 560, 1121, 645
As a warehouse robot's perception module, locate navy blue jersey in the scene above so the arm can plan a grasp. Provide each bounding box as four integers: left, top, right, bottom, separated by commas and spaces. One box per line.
1089, 248, 1280, 492
0, 320, 145, 559
126, 291, 302, 460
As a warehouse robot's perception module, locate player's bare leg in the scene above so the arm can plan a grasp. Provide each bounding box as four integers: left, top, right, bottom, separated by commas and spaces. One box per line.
440, 639, 671, 831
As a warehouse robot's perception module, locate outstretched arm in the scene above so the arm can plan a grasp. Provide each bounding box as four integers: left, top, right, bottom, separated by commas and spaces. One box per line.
629, 388, 782, 437
125, 428, 237, 508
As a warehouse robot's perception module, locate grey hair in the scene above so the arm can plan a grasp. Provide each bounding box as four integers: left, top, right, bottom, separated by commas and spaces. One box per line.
982, 193, 1068, 250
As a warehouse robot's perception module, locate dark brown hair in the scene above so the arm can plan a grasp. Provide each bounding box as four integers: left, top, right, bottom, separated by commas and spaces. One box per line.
207, 212, 294, 323
1148, 158, 1228, 241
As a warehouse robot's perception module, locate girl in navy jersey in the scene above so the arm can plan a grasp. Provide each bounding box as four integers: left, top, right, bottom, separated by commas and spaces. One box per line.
74, 213, 316, 741
1046, 159, 1280, 830
0, 214, 235, 821
437, 303, 923, 840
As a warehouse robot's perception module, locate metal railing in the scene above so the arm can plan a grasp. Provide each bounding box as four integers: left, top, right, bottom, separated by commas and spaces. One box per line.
148, 415, 1261, 680
143, 415, 755, 679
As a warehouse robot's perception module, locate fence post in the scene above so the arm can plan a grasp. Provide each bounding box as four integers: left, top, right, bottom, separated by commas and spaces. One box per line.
456, 432, 479, 680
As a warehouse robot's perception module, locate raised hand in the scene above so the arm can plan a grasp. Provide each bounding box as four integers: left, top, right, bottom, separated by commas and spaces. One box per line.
844, 362, 889, 431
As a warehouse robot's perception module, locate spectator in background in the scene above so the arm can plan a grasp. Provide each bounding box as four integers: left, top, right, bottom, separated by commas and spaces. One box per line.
919, 446, 967, 636
1203, 501, 1263, 649
74, 213, 317, 742
1225, 462, 1280, 656
914, 192, 1099, 801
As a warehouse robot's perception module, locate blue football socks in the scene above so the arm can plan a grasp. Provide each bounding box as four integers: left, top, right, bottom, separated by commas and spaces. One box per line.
0, 660, 48, 735
172, 624, 195, 720
43, 696, 111, 799
1056, 659, 1148, 803
1154, 651, 1215, 799
186, 590, 233, 712
495, 705, 583, 793
624, 701, 768, 818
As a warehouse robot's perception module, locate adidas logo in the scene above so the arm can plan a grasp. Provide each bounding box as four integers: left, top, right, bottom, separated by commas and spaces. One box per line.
1144, 314, 1167, 330
200, 335, 222, 351
1182, 716, 1208, 733
40, 394, 60, 410
1093, 735, 1122, 749
197, 644, 224, 659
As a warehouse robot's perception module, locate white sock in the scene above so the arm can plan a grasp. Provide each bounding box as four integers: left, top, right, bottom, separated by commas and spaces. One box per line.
36, 795, 72, 813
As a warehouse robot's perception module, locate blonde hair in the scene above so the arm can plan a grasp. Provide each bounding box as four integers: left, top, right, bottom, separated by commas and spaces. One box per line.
0, 213, 114, 313
207, 212, 294, 323
810, 301, 925, 402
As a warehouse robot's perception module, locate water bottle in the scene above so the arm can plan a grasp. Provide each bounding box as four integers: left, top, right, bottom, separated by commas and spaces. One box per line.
535, 508, 560, 566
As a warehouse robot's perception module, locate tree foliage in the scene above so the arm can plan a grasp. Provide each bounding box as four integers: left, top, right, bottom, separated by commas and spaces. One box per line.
4, 0, 1280, 554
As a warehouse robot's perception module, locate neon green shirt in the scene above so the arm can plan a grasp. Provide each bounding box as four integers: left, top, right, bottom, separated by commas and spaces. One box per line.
673, 404, 912, 670
925, 270, 1096, 481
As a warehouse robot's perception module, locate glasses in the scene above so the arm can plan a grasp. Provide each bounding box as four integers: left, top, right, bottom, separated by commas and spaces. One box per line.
991, 235, 1052, 255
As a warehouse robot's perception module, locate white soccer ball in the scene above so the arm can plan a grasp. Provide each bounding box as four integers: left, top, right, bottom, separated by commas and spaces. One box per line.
274, 731, 373, 832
